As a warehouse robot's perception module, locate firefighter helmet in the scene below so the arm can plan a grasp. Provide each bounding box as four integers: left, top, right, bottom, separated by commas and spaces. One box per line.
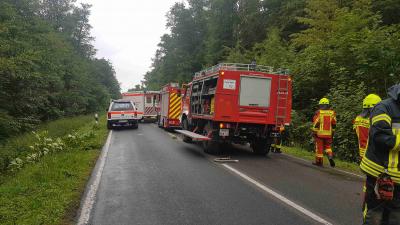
319, 98, 330, 105
363, 94, 381, 109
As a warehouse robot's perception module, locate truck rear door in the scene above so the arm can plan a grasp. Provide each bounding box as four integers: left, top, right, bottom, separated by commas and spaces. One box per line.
144, 94, 157, 117
238, 76, 272, 123
240, 76, 271, 108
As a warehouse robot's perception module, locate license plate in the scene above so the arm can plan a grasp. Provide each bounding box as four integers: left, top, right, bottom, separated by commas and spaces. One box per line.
119, 120, 128, 123
270, 132, 280, 138
219, 129, 229, 137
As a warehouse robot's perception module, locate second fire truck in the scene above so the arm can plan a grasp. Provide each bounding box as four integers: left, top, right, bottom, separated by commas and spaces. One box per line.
158, 83, 182, 129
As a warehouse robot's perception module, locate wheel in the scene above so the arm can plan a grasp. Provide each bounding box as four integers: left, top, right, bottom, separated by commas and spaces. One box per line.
132, 122, 139, 129
162, 119, 167, 130
107, 121, 113, 130
252, 138, 271, 155
182, 118, 192, 143
202, 123, 221, 155
157, 117, 163, 128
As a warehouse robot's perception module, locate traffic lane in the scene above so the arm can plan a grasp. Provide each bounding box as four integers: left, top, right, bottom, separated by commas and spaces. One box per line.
90, 124, 317, 225
221, 144, 363, 225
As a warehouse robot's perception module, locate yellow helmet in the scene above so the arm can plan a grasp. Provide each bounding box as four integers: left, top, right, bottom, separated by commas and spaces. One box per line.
363, 94, 381, 109
319, 97, 330, 105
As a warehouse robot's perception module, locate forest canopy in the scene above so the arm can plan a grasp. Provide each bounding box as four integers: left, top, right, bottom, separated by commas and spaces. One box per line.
0, 0, 121, 140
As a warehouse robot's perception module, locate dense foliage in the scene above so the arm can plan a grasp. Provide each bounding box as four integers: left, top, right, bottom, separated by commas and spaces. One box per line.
0, 0, 120, 141
144, 0, 400, 161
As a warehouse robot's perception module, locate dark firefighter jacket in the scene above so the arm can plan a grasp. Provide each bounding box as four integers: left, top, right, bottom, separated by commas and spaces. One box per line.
360, 85, 400, 184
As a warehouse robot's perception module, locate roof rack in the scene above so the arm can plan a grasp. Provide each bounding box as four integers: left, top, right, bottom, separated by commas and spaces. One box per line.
194, 63, 290, 79
162, 82, 180, 88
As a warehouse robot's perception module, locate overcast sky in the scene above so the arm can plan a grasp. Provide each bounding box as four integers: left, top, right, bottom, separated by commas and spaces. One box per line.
78, 0, 179, 92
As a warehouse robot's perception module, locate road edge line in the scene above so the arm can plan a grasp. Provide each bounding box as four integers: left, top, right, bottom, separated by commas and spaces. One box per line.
77, 130, 113, 225
222, 164, 333, 225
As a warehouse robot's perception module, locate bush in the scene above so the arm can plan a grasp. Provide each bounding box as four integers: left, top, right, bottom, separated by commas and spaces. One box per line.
7, 128, 99, 172
328, 79, 367, 162
0, 115, 98, 174
0, 112, 19, 141
286, 110, 314, 150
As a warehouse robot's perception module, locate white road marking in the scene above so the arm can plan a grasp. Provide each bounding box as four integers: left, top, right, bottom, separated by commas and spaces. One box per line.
222, 164, 333, 225
166, 132, 178, 139
214, 157, 239, 163
77, 130, 113, 225
282, 153, 364, 178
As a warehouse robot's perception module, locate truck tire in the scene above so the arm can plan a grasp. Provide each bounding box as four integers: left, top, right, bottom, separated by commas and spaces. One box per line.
203, 139, 220, 154
132, 121, 139, 129
202, 123, 221, 155
157, 117, 163, 128
107, 121, 113, 130
252, 138, 271, 155
182, 118, 192, 143
156, 116, 161, 128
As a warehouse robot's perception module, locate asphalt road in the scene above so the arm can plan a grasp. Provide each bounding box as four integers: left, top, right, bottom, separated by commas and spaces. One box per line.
81, 123, 364, 225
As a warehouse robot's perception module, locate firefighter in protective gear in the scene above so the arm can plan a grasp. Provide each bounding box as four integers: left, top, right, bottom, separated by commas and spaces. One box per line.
271, 126, 285, 153
271, 138, 282, 153
312, 98, 336, 167
360, 85, 400, 225
353, 94, 382, 160
355, 94, 382, 214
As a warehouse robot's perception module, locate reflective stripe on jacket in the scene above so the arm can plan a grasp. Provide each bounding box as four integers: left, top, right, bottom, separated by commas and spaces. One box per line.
360, 97, 400, 184
353, 116, 370, 158
312, 109, 337, 138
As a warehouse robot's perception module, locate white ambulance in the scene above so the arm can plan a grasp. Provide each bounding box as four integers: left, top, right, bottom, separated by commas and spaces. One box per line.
122, 91, 160, 121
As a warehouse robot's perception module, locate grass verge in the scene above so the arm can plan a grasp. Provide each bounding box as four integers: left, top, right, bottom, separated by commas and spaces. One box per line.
0, 115, 100, 173
282, 146, 363, 175
0, 115, 108, 225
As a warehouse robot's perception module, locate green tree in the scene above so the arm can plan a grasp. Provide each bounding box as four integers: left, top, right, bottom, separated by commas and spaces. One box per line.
204, 0, 239, 64
0, 0, 120, 141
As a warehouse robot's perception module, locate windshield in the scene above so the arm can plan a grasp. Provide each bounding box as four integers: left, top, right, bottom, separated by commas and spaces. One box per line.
111, 102, 134, 111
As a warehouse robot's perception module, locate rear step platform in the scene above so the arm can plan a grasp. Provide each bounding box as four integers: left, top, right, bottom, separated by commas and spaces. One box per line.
175, 130, 210, 141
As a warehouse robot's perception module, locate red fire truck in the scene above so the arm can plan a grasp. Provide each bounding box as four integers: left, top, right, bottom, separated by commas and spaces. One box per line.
158, 83, 182, 129
177, 63, 292, 155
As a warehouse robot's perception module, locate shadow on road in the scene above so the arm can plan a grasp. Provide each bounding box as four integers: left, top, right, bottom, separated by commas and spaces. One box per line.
178, 145, 208, 159
109, 126, 138, 131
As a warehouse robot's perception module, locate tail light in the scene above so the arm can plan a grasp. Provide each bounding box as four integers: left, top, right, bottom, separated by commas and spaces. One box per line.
279, 126, 285, 132
107, 112, 111, 119
219, 123, 231, 129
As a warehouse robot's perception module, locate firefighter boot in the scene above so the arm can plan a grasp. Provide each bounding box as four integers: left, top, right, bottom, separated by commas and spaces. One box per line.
313, 157, 323, 167
328, 157, 335, 168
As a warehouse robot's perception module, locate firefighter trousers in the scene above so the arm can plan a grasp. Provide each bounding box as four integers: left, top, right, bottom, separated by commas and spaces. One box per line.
314, 137, 333, 165
363, 175, 400, 225
271, 137, 282, 153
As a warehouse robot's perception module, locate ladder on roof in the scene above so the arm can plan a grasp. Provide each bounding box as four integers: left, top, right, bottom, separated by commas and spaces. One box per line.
275, 75, 290, 127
